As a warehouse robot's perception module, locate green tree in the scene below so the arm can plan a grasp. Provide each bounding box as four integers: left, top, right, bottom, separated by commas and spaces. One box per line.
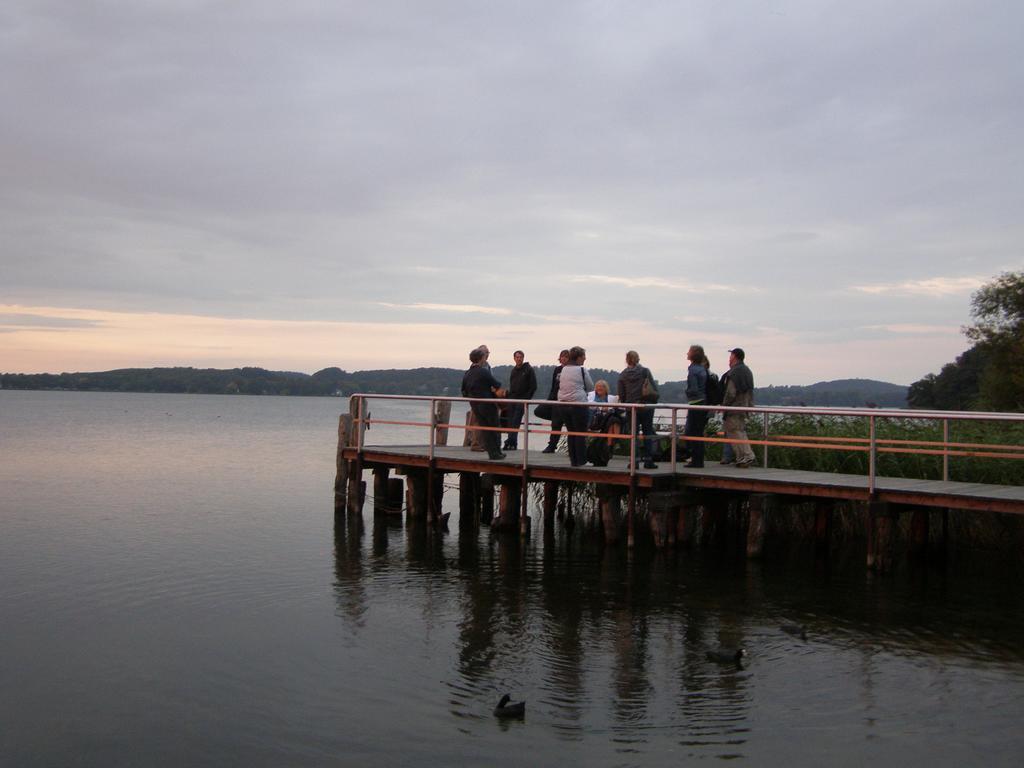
964, 271, 1024, 411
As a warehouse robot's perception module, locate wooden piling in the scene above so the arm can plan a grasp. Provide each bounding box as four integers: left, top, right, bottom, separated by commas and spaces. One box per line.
334, 413, 354, 511
459, 472, 480, 528
814, 499, 835, 553
386, 478, 404, 514
519, 476, 531, 537
910, 507, 929, 559
406, 471, 428, 519
497, 478, 521, 531
746, 493, 769, 559
676, 497, 694, 547
627, 481, 637, 548
480, 474, 495, 524
373, 467, 390, 516
543, 481, 558, 532
866, 501, 892, 572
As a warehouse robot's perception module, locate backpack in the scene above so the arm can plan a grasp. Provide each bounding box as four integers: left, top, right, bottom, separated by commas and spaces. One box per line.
705, 371, 723, 406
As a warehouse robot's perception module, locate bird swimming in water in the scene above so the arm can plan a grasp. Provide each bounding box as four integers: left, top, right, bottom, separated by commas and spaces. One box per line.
706, 648, 747, 665
493, 694, 525, 718
780, 623, 808, 640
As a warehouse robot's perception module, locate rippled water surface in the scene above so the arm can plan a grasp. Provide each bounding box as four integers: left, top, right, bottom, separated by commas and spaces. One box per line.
2, 390, 1023, 766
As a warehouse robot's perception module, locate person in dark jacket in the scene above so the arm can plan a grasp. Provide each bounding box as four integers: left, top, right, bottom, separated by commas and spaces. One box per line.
617, 350, 658, 469
721, 347, 755, 467
542, 349, 571, 453
462, 347, 507, 460
682, 344, 709, 468
503, 350, 537, 450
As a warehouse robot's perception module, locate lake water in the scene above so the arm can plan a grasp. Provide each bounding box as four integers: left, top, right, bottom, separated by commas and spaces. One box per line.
2, 390, 1023, 766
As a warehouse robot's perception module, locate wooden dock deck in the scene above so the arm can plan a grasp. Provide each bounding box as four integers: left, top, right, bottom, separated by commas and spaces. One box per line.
342, 444, 1024, 515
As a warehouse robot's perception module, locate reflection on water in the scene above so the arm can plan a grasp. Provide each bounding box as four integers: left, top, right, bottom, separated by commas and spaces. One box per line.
2, 391, 1024, 766
333, 504, 1024, 764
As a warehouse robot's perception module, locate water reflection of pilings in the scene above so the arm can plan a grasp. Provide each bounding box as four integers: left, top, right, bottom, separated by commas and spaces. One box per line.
332, 511, 368, 627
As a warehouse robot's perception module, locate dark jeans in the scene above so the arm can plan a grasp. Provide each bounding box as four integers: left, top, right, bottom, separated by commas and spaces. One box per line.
629, 406, 657, 462
470, 401, 502, 458
683, 407, 709, 466
559, 404, 589, 466
503, 403, 525, 447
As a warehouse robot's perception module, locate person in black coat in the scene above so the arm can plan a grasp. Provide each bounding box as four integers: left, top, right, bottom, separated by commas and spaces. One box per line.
462, 347, 507, 460
503, 350, 537, 450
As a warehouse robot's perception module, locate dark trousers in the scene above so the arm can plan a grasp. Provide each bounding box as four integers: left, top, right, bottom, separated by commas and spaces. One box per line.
470, 402, 502, 458
683, 407, 709, 466
503, 403, 525, 447
560, 404, 589, 466
546, 407, 567, 449
629, 407, 657, 461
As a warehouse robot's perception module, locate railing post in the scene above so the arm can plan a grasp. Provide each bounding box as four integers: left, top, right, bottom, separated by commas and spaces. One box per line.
762, 411, 770, 468
629, 406, 637, 477
522, 398, 530, 471
670, 407, 678, 471
942, 418, 949, 482
868, 414, 876, 494
429, 398, 436, 461
356, 396, 365, 453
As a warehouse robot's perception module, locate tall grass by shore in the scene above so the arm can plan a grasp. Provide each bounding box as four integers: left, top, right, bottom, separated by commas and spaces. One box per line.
653, 413, 1024, 486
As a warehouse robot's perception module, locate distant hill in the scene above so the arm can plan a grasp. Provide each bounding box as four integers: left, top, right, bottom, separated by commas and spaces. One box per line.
0, 367, 907, 407
754, 379, 908, 408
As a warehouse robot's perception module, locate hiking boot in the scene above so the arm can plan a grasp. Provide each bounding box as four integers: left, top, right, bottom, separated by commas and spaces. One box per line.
489, 452, 507, 461
643, 460, 658, 469
541, 446, 556, 454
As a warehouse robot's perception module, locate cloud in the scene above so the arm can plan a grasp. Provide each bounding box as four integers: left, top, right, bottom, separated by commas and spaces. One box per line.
851, 277, 986, 297
863, 323, 963, 335
568, 274, 745, 293
377, 302, 513, 316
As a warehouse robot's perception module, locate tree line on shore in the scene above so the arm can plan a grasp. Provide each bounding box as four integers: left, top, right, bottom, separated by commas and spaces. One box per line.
1, 364, 908, 407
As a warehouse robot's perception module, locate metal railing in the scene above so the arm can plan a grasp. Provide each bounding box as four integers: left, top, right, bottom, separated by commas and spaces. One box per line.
347, 394, 1024, 491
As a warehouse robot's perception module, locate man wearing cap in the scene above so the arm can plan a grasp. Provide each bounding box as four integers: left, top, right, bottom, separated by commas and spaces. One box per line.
721, 348, 756, 468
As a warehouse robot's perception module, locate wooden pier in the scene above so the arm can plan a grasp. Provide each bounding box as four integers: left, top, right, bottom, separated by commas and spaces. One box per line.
334, 395, 1024, 570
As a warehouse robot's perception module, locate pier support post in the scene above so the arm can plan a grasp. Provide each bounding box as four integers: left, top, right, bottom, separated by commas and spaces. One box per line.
373, 467, 389, 516
596, 485, 622, 544
480, 474, 495, 524
347, 467, 365, 517
627, 482, 637, 549
746, 493, 769, 559
910, 507, 929, 560
334, 413, 354, 512
406, 471, 429, 520
866, 501, 893, 572
386, 478, 404, 514
459, 472, 480, 529
519, 477, 531, 537
676, 496, 695, 547
648, 491, 674, 549
428, 469, 445, 526
543, 481, 558, 533
497, 478, 521, 531
814, 499, 835, 554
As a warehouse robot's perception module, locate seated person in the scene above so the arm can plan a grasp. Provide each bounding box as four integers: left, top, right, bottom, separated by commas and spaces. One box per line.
587, 380, 624, 441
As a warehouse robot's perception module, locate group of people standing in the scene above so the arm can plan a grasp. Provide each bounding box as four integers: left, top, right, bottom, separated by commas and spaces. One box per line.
460, 343, 756, 469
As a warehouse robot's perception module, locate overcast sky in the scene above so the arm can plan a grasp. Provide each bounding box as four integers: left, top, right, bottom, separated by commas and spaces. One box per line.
2, 1, 1021, 384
